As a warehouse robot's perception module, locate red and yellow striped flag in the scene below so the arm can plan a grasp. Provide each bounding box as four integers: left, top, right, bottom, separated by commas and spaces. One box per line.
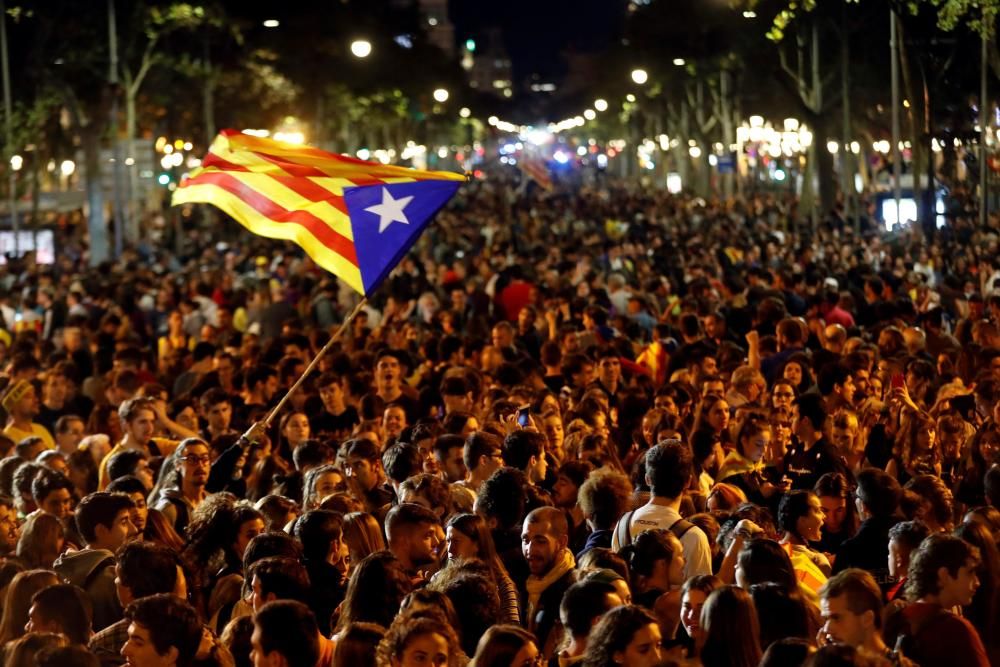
173, 130, 465, 296
520, 157, 553, 190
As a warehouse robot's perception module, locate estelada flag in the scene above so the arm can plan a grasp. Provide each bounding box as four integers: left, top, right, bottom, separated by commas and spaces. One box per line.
520, 157, 553, 190
172, 130, 465, 296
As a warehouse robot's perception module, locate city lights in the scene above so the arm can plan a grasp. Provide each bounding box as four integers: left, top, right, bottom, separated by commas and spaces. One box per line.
350, 40, 372, 58
263, 19, 279, 28
594, 98, 608, 112
459, 107, 471, 118
433, 88, 449, 103
9, 155, 21, 171
631, 68, 648, 85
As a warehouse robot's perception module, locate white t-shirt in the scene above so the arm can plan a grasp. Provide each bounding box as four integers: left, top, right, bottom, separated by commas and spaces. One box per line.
611, 503, 713, 580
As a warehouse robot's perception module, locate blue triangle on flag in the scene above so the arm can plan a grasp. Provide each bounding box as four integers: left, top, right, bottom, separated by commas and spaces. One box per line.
343, 179, 461, 296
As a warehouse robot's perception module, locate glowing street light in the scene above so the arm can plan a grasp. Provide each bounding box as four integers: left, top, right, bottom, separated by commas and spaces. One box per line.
350, 39, 372, 58
262, 19, 279, 28
60, 160, 75, 176
433, 88, 449, 103
9, 155, 21, 171
672, 58, 686, 67
594, 99, 608, 112
459, 107, 471, 118
584, 109, 596, 120
631, 68, 648, 85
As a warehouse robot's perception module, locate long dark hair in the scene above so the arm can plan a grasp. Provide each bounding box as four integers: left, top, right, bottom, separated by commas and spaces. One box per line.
336, 551, 413, 631
582, 605, 659, 667
955, 521, 1000, 646
814, 472, 859, 538
446, 513, 509, 580
700, 586, 762, 667
736, 539, 797, 592
470, 625, 537, 667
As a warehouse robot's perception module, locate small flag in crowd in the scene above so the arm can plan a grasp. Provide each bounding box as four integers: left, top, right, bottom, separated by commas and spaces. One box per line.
520, 157, 553, 190
172, 130, 465, 296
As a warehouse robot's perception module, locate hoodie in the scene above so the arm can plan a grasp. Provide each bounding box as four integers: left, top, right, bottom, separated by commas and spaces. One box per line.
54, 548, 122, 631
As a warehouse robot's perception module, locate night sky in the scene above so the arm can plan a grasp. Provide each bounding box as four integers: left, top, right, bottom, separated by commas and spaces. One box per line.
449, 0, 628, 89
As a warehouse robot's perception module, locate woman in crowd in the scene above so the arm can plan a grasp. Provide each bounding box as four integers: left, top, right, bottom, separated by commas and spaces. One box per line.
15, 514, 64, 570
336, 552, 413, 634
777, 490, 831, 591
619, 529, 685, 637
812, 472, 857, 555
376, 609, 463, 667
469, 625, 539, 667
699, 586, 762, 667
342, 512, 388, 569
582, 605, 663, 667
444, 513, 520, 624
302, 464, 348, 511
0, 570, 59, 647
334, 622, 386, 667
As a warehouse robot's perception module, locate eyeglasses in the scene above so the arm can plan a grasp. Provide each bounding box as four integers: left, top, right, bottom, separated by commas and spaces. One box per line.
181, 455, 211, 466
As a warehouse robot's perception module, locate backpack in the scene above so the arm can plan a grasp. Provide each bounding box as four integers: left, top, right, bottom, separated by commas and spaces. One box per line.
614, 509, 695, 550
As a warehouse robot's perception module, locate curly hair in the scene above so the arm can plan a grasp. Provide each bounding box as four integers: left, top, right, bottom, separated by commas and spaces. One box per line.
182, 494, 262, 581
375, 609, 463, 667
896, 413, 938, 473
905, 533, 981, 601
578, 469, 632, 530
582, 605, 658, 667
904, 475, 953, 530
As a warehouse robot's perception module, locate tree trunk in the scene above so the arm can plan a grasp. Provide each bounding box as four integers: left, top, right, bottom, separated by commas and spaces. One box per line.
124, 86, 139, 244
82, 127, 110, 265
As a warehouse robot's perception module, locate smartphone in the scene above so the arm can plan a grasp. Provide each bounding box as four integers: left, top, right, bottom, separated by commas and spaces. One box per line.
517, 404, 531, 427
891, 373, 905, 390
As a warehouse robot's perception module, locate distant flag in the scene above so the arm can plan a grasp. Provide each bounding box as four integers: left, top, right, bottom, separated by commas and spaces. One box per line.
172, 130, 465, 296
520, 157, 553, 190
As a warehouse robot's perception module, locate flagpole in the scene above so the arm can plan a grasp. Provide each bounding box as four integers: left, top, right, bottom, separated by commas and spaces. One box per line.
245, 297, 368, 437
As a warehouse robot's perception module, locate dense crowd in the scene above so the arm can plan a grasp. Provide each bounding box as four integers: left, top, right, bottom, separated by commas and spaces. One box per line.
0, 171, 999, 667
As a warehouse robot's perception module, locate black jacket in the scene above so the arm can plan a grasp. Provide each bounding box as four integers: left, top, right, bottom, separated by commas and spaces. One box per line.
529, 568, 575, 660
833, 516, 898, 591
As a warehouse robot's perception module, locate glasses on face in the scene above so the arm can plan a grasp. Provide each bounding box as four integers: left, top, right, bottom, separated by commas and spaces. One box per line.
181, 455, 211, 466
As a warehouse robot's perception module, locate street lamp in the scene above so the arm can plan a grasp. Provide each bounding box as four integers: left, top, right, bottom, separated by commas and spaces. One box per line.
350, 39, 372, 58
584, 109, 596, 120
631, 68, 648, 85
672, 58, 686, 67
433, 88, 449, 103
262, 19, 279, 28
459, 107, 471, 118
594, 98, 608, 112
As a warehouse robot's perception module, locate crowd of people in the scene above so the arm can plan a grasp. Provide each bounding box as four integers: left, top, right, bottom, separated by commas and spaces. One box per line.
0, 172, 998, 667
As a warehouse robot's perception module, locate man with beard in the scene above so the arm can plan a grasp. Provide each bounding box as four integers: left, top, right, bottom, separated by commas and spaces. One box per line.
0, 496, 18, 556
522, 506, 576, 660
385, 503, 442, 585
99, 398, 164, 490
153, 438, 210, 536
2, 379, 55, 450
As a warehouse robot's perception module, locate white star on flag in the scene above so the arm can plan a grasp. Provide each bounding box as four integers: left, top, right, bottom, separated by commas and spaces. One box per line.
364, 187, 414, 233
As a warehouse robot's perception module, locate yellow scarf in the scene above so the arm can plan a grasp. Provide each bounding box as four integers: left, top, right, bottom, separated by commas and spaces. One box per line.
525, 548, 575, 620
717, 450, 763, 481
